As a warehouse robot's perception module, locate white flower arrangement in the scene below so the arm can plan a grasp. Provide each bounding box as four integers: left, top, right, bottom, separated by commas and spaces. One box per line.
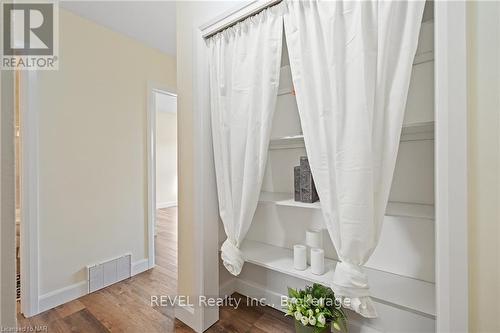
284, 283, 347, 332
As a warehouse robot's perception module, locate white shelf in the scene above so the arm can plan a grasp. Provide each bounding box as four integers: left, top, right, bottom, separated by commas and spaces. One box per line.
269, 121, 434, 150
275, 198, 321, 209
258, 191, 292, 203
413, 21, 434, 66
259, 191, 434, 220
386, 201, 434, 220
269, 135, 304, 150
241, 239, 436, 317
277, 88, 294, 96
400, 121, 434, 142
259, 191, 320, 209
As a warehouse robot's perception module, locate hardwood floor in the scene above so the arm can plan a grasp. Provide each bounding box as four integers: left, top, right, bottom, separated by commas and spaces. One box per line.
208, 294, 294, 333
16, 207, 294, 333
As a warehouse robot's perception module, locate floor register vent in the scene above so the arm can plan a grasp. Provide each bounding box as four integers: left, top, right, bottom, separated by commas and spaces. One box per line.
87, 254, 131, 293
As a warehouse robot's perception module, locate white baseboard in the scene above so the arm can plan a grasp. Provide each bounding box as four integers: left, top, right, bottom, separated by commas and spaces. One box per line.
233, 278, 286, 312
156, 201, 177, 209
38, 281, 87, 313
230, 276, 436, 333
132, 258, 150, 276
219, 277, 236, 298
175, 304, 200, 332
232, 277, 382, 333
37, 259, 151, 314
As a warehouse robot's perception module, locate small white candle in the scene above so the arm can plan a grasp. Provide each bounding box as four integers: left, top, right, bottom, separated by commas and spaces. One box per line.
310, 248, 325, 275
293, 245, 307, 271
306, 229, 323, 264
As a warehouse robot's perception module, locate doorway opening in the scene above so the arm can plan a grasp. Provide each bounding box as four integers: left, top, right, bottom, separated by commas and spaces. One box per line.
149, 87, 178, 295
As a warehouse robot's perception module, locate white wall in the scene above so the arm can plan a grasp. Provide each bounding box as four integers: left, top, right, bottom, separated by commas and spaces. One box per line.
467, 2, 500, 331
176, 0, 240, 297
35, 9, 176, 299
254, 16, 435, 278
176, 1, 247, 330
0, 70, 17, 327
155, 93, 177, 207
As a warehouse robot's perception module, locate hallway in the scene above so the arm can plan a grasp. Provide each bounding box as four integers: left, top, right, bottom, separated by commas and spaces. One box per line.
16, 207, 294, 333
16, 207, 191, 333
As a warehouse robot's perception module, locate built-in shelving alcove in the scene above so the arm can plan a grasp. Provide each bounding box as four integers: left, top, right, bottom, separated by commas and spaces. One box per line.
219, 7, 436, 332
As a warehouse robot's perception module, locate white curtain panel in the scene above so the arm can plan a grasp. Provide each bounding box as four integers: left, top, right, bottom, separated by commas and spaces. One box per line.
208, 7, 283, 276
284, 0, 425, 317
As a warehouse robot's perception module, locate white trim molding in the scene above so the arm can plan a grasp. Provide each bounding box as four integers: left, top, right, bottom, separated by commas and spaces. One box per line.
146, 81, 177, 270
147, 82, 157, 270
131, 258, 150, 276
38, 281, 87, 314
231, 275, 432, 332
157, 201, 177, 209
1, 68, 17, 327
200, 0, 281, 39
189, 23, 223, 332
435, 1, 468, 332
20, 71, 40, 318
219, 278, 236, 298
175, 303, 196, 330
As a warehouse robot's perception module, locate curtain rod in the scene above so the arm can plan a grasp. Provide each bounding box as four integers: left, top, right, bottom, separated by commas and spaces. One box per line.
201, 0, 283, 39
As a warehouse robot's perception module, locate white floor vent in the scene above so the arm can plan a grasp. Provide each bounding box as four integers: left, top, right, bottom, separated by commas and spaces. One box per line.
87, 254, 131, 293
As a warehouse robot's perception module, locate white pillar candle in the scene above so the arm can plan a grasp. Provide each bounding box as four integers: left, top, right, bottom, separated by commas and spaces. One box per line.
306, 229, 323, 264
293, 245, 307, 271
310, 248, 325, 275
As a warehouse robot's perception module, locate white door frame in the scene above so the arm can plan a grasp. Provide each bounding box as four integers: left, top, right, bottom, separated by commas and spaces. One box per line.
194, 0, 469, 331
19, 70, 40, 318
434, 1, 468, 331
1, 68, 18, 327
146, 82, 177, 270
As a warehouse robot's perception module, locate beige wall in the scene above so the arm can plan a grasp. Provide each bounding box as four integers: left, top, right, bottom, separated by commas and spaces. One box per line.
36, 9, 176, 295
467, 1, 500, 332
156, 106, 177, 206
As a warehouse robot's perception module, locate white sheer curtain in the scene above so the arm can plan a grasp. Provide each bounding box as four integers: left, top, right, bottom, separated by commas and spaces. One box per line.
208, 7, 283, 276
284, 0, 425, 317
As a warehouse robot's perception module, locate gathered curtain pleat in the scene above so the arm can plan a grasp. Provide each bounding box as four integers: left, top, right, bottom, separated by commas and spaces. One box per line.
207, 6, 284, 276
283, 0, 425, 317
208, 0, 425, 318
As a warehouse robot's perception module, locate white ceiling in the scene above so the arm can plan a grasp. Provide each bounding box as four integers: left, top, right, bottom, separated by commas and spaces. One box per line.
60, 1, 176, 56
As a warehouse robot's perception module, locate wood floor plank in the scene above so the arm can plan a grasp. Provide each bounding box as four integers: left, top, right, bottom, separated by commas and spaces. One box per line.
45, 319, 73, 333
16, 207, 293, 333
252, 313, 294, 333
62, 309, 110, 333
55, 300, 86, 319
